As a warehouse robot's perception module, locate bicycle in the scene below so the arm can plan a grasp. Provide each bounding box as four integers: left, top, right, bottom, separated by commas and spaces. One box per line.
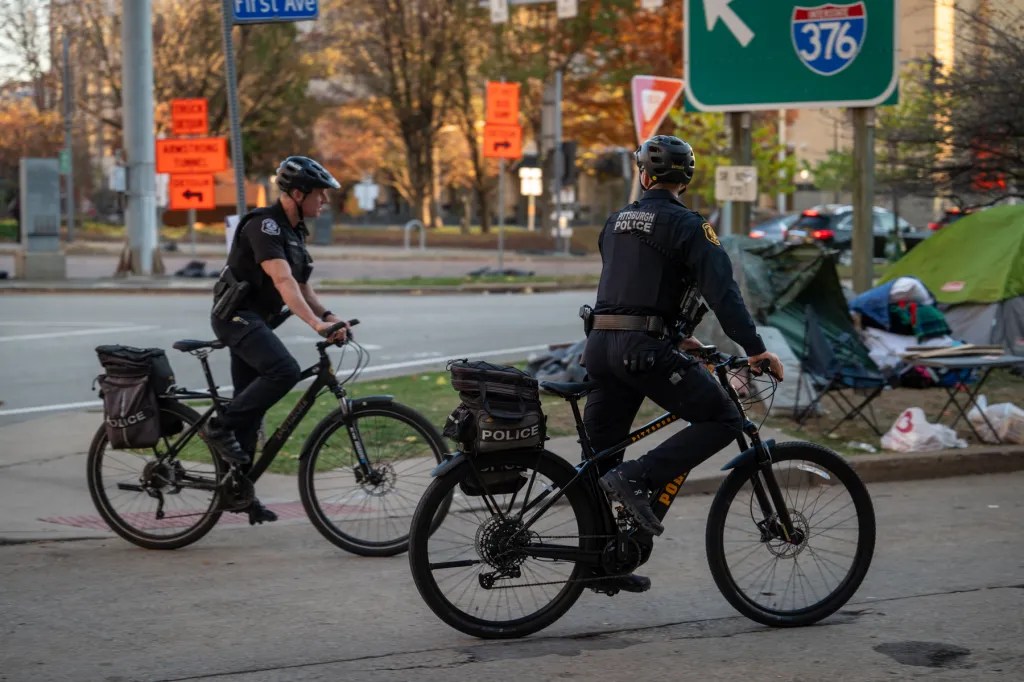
87, 319, 449, 555
407, 346, 876, 639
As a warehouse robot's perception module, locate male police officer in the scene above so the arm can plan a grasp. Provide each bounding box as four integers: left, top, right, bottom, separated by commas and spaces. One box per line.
584, 135, 784, 581
203, 156, 347, 524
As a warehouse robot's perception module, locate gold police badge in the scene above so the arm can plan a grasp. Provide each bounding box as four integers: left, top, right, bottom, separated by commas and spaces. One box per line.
702, 222, 720, 246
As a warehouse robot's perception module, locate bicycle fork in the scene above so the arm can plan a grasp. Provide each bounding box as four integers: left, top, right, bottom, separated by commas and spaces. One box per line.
748, 437, 804, 546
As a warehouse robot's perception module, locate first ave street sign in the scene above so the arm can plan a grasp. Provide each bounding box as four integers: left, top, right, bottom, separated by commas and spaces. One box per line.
232, 0, 318, 24
685, 0, 897, 111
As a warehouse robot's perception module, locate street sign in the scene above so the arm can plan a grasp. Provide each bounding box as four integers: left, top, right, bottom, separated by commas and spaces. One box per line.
232, 0, 318, 24
714, 165, 758, 202
631, 75, 685, 144
155, 138, 228, 174
486, 81, 520, 125
518, 167, 542, 196
58, 149, 71, 175
171, 98, 208, 136
168, 174, 215, 210
353, 179, 379, 211
483, 123, 522, 159
685, 0, 897, 111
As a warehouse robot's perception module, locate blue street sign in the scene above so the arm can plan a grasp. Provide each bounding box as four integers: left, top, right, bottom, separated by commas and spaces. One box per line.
232, 0, 318, 24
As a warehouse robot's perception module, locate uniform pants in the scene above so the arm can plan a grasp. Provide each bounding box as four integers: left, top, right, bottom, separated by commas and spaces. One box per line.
582, 330, 743, 486
210, 310, 301, 456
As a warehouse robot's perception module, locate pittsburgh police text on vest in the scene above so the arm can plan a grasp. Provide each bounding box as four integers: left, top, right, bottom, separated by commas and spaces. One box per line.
612, 210, 657, 234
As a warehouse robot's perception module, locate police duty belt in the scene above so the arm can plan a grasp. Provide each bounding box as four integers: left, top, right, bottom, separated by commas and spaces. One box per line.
592, 314, 666, 335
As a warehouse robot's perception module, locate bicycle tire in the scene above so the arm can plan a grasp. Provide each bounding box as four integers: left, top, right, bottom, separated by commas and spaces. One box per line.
87, 401, 224, 550
705, 441, 876, 627
408, 449, 599, 639
298, 400, 448, 557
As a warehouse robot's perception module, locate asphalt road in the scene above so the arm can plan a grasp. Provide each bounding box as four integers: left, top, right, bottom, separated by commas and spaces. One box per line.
0, 292, 588, 424
1, 472, 1021, 681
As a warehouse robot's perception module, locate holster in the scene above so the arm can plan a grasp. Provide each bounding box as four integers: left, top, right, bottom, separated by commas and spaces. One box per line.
579, 304, 594, 337
212, 267, 250, 321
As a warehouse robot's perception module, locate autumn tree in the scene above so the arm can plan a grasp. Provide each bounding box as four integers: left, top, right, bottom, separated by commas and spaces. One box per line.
0, 99, 63, 200
0, 0, 54, 111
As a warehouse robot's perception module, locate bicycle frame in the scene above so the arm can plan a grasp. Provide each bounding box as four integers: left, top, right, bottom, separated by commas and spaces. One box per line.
165, 339, 382, 486
491, 354, 799, 561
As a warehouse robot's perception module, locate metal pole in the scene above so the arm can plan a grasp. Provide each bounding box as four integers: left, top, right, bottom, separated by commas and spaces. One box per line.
62, 33, 75, 243
851, 107, 876, 294
497, 158, 505, 272
777, 109, 787, 213
187, 207, 197, 255
552, 69, 563, 252
729, 112, 752, 234
121, 0, 157, 275
220, 0, 247, 218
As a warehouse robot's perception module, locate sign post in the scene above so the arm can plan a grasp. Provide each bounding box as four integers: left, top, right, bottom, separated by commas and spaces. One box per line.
484, 80, 522, 271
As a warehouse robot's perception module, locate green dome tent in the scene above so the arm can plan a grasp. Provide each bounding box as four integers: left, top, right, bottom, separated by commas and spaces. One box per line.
880, 204, 1024, 354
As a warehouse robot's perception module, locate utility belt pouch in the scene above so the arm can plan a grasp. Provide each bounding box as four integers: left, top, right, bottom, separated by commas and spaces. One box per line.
212, 267, 250, 320
579, 304, 594, 337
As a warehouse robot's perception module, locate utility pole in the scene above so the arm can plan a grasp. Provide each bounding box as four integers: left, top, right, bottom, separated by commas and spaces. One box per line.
119, 0, 158, 275
220, 0, 247, 219
62, 33, 75, 243
851, 107, 876, 293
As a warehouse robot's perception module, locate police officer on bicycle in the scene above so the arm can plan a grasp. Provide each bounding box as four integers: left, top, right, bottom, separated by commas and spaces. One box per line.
203, 155, 348, 524
584, 135, 785, 576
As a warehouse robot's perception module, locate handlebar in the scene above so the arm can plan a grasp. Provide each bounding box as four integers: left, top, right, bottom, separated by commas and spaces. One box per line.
690, 345, 780, 380
316, 318, 360, 349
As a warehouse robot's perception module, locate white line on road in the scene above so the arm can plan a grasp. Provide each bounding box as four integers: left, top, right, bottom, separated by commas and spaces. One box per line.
0, 325, 160, 343
0, 343, 553, 417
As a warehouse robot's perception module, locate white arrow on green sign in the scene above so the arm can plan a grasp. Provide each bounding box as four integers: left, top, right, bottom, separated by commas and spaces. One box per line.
685, 0, 897, 111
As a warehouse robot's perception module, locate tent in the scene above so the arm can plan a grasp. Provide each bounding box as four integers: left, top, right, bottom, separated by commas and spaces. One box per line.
879, 204, 1024, 355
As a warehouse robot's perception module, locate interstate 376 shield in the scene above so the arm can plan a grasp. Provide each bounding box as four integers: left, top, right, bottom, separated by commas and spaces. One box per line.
791, 3, 867, 76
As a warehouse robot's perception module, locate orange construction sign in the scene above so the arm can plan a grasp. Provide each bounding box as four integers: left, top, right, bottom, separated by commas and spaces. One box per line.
168, 174, 215, 210
631, 76, 685, 144
486, 82, 520, 125
170, 98, 209, 136
155, 137, 228, 174
483, 123, 522, 159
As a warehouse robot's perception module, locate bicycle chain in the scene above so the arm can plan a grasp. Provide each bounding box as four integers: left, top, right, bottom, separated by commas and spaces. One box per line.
484, 532, 641, 590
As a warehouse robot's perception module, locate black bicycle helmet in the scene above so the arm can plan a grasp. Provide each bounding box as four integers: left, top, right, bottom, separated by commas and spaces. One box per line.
275, 156, 341, 194
635, 135, 695, 185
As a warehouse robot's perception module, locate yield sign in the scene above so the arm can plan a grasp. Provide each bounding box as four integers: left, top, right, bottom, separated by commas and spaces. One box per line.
631, 76, 685, 144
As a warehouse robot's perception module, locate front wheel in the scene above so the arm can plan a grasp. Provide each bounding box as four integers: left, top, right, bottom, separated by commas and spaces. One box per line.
87, 401, 224, 550
705, 441, 876, 627
408, 449, 600, 639
298, 400, 448, 557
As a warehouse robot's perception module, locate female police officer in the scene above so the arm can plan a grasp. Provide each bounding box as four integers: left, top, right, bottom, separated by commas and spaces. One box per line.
203, 156, 347, 524
584, 135, 785, 565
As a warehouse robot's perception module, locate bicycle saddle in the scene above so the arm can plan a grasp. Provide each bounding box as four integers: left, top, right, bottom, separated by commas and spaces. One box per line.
172, 339, 225, 352
539, 380, 600, 400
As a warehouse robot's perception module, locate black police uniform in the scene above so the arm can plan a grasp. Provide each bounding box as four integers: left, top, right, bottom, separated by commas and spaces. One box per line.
210, 201, 314, 455
583, 189, 766, 487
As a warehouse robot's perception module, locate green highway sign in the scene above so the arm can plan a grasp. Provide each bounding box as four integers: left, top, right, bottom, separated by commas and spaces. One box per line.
685, 0, 897, 111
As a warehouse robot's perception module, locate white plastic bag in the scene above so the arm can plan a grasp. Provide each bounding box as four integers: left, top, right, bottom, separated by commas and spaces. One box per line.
966, 395, 1024, 444
881, 407, 968, 452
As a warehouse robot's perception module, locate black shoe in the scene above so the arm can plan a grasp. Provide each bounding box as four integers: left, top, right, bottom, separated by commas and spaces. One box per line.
202, 419, 251, 466
588, 573, 651, 595
599, 461, 664, 536
247, 499, 278, 525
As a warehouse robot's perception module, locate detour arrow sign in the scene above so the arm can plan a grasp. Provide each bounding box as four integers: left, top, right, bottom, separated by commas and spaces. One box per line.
169, 174, 215, 210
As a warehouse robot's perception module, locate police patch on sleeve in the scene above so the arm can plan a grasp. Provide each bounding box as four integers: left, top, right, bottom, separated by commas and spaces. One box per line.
702, 222, 721, 246
261, 218, 281, 236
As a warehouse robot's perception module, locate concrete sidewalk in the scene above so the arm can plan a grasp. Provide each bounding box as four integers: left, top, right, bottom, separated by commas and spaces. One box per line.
2, 408, 1022, 545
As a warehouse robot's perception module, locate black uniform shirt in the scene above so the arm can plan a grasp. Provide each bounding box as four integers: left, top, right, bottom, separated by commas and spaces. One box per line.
594, 189, 766, 356
225, 201, 314, 320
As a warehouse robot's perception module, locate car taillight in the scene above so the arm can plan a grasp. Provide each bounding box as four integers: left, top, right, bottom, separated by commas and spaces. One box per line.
750, 229, 765, 238
811, 229, 834, 240
928, 221, 940, 231
802, 209, 820, 217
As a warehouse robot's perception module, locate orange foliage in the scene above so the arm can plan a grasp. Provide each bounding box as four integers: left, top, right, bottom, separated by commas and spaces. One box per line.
0, 100, 63, 187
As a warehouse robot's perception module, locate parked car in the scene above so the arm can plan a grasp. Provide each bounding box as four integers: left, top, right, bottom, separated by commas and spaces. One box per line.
786, 204, 929, 258
749, 212, 799, 243
927, 206, 972, 231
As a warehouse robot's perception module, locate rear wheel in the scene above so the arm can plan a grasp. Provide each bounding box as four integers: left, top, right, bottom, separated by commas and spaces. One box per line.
705, 441, 875, 627
87, 401, 223, 550
299, 401, 448, 557
408, 449, 600, 639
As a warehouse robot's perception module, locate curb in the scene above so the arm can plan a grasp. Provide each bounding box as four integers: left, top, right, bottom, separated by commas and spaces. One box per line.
0, 281, 594, 296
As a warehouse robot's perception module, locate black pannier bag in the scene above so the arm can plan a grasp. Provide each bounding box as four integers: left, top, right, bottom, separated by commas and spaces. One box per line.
443, 360, 546, 454
95, 345, 180, 449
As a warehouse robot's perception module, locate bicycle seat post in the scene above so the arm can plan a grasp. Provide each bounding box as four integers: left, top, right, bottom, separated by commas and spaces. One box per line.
193, 349, 223, 403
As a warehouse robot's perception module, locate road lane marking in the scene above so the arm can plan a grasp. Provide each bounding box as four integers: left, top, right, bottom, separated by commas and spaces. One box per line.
0, 343, 556, 417
0, 325, 159, 343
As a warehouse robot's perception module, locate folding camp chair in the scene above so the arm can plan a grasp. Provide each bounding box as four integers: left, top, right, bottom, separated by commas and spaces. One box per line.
793, 305, 891, 437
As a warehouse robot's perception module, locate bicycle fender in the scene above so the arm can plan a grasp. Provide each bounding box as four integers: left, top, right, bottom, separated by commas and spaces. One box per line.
350, 395, 394, 408
720, 439, 776, 471
431, 451, 467, 477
